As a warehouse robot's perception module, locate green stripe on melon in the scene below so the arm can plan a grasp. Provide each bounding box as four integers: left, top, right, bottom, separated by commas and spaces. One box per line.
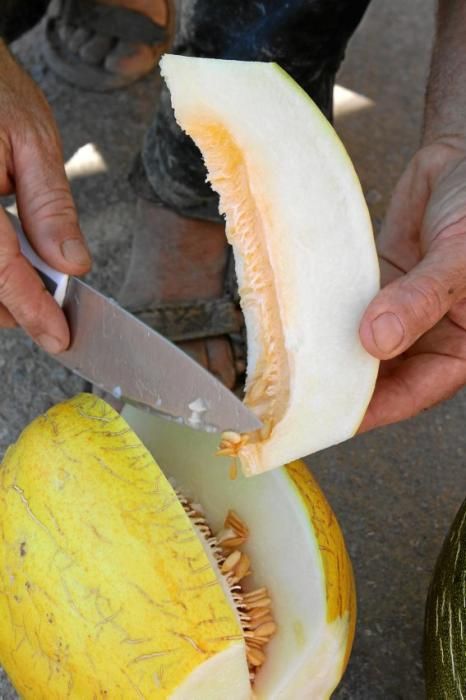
425, 497, 466, 699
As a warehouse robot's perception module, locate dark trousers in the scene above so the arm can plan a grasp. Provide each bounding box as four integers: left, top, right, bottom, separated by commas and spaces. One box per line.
1, 0, 372, 222
134, 0, 372, 222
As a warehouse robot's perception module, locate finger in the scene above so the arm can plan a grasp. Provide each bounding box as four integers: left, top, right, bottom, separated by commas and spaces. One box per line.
11, 113, 91, 276
0, 137, 14, 196
360, 230, 466, 360
0, 301, 16, 328
358, 351, 466, 433
406, 311, 466, 359
0, 208, 69, 352
376, 143, 464, 265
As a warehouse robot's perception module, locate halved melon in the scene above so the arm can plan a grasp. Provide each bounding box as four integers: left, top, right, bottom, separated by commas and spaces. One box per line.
0, 394, 355, 699
160, 55, 380, 475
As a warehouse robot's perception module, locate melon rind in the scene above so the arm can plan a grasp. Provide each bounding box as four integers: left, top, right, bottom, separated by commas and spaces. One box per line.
0, 395, 250, 700
160, 55, 380, 474
424, 495, 466, 699
0, 395, 355, 699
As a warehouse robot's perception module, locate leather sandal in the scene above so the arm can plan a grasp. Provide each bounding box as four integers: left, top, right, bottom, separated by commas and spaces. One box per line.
127, 248, 247, 394
42, 0, 172, 91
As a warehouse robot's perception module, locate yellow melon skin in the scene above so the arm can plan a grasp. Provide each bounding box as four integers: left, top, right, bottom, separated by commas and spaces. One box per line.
0, 396, 356, 699
0, 394, 249, 700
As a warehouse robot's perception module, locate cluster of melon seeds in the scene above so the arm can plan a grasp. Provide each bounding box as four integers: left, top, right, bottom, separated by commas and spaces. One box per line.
177, 495, 276, 680
216, 431, 250, 480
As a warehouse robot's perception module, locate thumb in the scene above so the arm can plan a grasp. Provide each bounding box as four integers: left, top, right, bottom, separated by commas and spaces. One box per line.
360, 230, 466, 359
12, 118, 91, 275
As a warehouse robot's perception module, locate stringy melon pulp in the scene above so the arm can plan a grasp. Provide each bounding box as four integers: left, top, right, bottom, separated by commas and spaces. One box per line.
0, 395, 356, 699
160, 55, 380, 476
194, 124, 290, 448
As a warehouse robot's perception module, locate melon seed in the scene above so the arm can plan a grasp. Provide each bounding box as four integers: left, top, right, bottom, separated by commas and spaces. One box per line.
247, 648, 266, 666
222, 551, 241, 573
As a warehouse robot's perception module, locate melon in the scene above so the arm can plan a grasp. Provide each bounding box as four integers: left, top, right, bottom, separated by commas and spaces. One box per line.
0, 394, 355, 699
424, 496, 466, 698
160, 55, 380, 476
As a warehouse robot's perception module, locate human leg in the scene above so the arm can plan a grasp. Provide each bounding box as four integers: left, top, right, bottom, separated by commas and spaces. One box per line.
123, 0, 373, 387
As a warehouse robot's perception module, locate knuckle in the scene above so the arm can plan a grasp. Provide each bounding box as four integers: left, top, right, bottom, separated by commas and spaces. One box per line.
404, 275, 447, 328
0, 304, 16, 328
15, 290, 49, 336
448, 299, 466, 338
27, 186, 76, 221
0, 256, 18, 298
0, 256, 50, 334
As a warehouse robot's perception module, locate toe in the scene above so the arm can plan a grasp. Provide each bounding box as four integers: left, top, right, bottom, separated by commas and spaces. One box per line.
57, 21, 76, 44
104, 40, 159, 77
206, 337, 236, 389
179, 339, 209, 370
178, 338, 236, 390
67, 27, 93, 53
79, 34, 114, 65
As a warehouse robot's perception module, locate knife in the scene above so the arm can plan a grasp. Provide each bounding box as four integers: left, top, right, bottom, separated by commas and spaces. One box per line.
8, 212, 261, 434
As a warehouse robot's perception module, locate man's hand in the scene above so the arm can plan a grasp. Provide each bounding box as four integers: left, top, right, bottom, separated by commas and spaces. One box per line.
359, 138, 466, 431
0, 41, 90, 353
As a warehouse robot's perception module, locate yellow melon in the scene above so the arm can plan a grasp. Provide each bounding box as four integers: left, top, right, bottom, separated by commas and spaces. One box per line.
0, 394, 355, 699
160, 55, 380, 476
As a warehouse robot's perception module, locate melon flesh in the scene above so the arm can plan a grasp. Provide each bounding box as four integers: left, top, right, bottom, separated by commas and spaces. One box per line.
160, 55, 380, 475
124, 403, 356, 700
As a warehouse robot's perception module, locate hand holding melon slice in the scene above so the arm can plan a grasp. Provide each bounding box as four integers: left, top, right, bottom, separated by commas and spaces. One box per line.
160, 55, 379, 475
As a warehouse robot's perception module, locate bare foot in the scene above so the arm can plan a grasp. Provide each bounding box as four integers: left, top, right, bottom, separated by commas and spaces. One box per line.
119, 199, 238, 389
98, 0, 169, 77
54, 0, 170, 81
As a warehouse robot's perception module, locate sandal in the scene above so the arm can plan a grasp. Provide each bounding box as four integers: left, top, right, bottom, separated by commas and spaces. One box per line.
42, 0, 172, 91
127, 248, 247, 394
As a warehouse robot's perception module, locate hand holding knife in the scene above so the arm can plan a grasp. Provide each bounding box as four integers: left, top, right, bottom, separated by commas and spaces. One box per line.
8, 211, 260, 435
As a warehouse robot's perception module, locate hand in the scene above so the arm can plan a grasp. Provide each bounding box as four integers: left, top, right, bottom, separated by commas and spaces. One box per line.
0, 42, 91, 353
359, 137, 466, 431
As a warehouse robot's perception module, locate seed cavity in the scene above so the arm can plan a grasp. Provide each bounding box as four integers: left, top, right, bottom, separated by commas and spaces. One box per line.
176, 495, 276, 680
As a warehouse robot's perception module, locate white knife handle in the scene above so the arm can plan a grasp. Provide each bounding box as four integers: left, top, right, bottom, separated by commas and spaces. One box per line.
7, 211, 69, 306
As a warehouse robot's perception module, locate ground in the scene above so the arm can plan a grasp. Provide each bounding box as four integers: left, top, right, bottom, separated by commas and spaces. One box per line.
1, 0, 465, 698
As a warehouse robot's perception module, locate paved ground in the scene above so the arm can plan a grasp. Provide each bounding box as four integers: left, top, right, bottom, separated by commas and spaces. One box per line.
1, 0, 466, 698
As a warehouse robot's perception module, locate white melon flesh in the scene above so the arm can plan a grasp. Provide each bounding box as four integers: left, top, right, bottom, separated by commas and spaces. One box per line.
124, 404, 355, 699
160, 55, 380, 475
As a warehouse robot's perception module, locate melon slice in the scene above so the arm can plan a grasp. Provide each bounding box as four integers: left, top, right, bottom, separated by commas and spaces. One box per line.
160, 55, 380, 475
124, 402, 356, 699
0, 394, 355, 699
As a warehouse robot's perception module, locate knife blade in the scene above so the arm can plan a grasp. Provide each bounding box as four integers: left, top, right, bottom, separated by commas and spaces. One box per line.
9, 212, 261, 434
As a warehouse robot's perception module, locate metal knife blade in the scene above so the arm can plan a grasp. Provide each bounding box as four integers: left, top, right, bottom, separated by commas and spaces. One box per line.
9, 211, 261, 434
59, 278, 261, 433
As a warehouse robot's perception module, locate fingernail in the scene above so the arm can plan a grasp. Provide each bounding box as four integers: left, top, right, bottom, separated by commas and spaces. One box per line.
37, 334, 64, 354
61, 239, 91, 266
371, 312, 404, 354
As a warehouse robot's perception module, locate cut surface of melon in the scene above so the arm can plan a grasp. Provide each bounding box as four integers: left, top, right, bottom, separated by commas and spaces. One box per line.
160, 55, 380, 475
124, 402, 356, 700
